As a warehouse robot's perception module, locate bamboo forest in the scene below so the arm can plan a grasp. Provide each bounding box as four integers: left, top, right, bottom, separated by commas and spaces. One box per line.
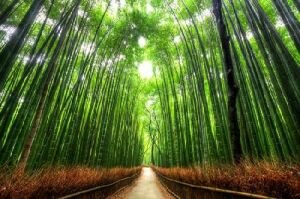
0, 0, 299, 198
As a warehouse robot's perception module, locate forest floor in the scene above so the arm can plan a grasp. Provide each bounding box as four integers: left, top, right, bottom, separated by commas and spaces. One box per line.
109, 167, 173, 199
0, 166, 141, 198
154, 161, 300, 199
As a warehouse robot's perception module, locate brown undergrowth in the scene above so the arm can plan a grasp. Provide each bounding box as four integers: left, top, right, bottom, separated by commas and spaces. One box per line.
0, 166, 141, 198
153, 161, 300, 198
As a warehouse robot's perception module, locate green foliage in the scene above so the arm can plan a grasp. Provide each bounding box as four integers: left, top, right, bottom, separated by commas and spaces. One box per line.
148, 0, 300, 167
0, 0, 299, 171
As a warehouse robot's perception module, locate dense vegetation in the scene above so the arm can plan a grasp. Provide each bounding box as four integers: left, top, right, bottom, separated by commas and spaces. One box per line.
146, 0, 300, 167
0, 0, 299, 183
0, 0, 146, 172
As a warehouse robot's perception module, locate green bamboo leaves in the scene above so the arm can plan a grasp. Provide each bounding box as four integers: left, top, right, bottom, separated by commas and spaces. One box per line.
0, 0, 144, 171
151, 0, 300, 167
0, 0, 299, 172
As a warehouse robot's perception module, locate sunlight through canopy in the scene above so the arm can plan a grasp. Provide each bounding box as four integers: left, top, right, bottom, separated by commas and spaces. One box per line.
138, 61, 153, 79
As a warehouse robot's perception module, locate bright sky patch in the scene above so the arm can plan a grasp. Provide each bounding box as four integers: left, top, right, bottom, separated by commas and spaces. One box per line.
138, 36, 147, 48
138, 61, 153, 79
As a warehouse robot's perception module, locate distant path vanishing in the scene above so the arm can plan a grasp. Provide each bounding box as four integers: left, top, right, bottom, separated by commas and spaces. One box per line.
109, 167, 173, 199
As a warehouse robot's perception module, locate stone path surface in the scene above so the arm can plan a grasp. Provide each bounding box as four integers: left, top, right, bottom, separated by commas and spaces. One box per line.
126, 167, 165, 199
109, 167, 173, 199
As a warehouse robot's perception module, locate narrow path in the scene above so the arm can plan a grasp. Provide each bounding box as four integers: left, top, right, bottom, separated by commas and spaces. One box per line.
109, 167, 173, 199
126, 167, 165, 199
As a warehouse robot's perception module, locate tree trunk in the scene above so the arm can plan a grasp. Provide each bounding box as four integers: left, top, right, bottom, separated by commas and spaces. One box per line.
16, 88, 47, 173
273, 0, 300, 51
0, 0, 20, 25
16, 1, 79, 173
213, 0, 242, 163
0, 0, 44, 88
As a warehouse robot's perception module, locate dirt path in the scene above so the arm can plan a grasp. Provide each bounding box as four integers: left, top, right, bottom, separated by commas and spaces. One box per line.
109, 167, 173, 199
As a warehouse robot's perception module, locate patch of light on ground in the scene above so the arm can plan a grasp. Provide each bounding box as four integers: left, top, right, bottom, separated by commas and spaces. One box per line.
143, 167, 153, 177
138, 60, 153, 79
138, 36, 147, 48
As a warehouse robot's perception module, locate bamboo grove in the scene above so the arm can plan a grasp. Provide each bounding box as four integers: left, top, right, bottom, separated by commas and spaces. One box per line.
0, 0, 299, 172
0, 0, 145, 171
147, 0, 300, 167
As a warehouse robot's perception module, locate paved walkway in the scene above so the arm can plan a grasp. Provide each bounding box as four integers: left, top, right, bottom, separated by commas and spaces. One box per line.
126, 167, 166, 199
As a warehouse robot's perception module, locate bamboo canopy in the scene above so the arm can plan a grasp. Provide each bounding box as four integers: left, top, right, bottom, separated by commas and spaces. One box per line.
0, 0, 299, 171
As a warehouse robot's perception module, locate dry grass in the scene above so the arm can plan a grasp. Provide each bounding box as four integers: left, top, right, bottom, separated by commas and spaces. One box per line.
0, 166, 142, 198
153, 161, 300, 198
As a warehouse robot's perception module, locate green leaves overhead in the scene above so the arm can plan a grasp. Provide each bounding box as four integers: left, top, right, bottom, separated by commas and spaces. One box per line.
0, 0, 145, 171
0, 0, 299, 172
149, 0, 300, 167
